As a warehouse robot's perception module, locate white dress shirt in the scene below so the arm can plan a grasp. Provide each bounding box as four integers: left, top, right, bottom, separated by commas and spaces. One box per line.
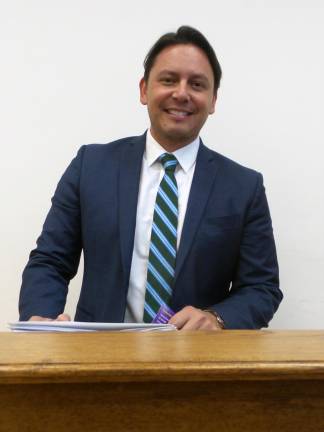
124, 130, 200, 323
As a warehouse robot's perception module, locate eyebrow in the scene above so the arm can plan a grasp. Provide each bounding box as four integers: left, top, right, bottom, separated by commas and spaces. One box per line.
157, 70, 210, 83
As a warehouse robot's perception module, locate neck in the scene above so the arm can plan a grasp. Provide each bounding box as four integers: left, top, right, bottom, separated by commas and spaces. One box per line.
150, 129, 197, 152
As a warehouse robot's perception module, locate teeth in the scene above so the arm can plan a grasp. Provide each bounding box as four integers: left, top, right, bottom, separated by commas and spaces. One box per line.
168, 110, 190, 116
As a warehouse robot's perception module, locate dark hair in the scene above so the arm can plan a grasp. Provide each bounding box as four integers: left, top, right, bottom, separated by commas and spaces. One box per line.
143, 26, 222, 94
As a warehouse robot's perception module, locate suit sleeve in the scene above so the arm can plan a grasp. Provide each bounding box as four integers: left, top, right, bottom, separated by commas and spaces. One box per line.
211, 174, 282, 329
19, 146, 86, 320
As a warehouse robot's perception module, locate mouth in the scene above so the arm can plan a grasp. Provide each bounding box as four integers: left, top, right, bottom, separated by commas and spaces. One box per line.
164, 108, 193, 118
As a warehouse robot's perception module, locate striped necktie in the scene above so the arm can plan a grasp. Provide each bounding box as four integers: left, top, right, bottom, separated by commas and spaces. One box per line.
143, 153, 178, 323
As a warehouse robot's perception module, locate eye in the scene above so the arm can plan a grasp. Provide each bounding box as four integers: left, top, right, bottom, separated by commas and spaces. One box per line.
160, 76, 175, 85
192, 81, 204, 90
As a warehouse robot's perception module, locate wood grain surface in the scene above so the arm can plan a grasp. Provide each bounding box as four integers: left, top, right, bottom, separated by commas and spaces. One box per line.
1, 330, 324, 383
1, 380, 324, 432
1, 331, 324, 431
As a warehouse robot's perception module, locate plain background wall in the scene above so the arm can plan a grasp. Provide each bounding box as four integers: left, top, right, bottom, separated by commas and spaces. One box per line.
1, 0, 323, 331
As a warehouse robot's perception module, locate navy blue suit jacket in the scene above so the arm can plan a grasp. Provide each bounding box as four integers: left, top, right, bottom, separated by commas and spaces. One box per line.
19, 133, 282, 328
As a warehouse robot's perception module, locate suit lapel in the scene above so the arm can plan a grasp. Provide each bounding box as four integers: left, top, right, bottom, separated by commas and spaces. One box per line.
119, 133, 146, 281
118, 135, 219, 290
174, 141, 220, 282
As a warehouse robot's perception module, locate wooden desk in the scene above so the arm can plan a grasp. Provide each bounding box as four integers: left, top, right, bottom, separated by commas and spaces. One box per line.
1, 330, 324, 431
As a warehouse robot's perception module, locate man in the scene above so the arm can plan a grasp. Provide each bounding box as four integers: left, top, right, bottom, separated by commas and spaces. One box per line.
19, 26, 282, 329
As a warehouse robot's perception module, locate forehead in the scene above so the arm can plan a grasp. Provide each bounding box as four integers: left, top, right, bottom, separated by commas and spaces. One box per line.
150, 43, 214, 79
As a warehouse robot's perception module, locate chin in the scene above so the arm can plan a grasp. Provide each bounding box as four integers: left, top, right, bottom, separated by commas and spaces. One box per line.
168, 131, 195, 144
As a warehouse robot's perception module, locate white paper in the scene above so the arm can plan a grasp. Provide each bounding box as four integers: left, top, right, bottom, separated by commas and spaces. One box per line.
8, 321, 176, 333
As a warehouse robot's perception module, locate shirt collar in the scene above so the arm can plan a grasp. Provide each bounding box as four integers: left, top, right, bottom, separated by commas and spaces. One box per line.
145, 129, 200, 173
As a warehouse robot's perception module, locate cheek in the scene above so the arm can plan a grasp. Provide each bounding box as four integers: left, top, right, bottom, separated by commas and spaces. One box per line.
196, 94, 214, 110
147, 95, 162, 111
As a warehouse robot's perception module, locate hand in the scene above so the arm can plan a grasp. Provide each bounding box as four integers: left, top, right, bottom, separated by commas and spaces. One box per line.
169, 306, 223, 330
29, 314, 71, 321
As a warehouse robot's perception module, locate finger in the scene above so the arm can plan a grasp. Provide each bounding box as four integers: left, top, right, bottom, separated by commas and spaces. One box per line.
56, 313, 71, 321
181, 314, 220, 331
29, 316, 53, 321
169, 306, 199, 329
180, 315, 206, 330
180, 320, 200, 330
169, 311, 190, 329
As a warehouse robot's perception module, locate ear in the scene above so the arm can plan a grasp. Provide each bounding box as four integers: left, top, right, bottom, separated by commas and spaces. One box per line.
139, 77, 148, 105
209, 92, 217, 115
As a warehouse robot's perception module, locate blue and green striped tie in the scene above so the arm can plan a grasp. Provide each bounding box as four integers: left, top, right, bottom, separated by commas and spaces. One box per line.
143, 153, 178, 323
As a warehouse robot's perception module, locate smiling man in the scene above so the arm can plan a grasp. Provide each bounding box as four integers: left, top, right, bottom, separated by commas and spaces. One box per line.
19, 26, 282, 329
139, 43, 216, 151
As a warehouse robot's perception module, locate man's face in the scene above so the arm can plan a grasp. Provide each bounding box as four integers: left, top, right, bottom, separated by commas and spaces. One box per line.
140, 43, 216, 150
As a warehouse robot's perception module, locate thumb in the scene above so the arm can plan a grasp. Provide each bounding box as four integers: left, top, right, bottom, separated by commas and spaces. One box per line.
56, 313, 71, 321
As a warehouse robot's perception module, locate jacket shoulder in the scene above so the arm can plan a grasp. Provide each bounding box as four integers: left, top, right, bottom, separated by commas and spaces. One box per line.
82, 134, 145, 155
201, 143, 262, 181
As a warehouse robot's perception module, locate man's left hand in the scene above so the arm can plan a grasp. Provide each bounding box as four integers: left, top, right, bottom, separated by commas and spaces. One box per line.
168, 306, 223, 330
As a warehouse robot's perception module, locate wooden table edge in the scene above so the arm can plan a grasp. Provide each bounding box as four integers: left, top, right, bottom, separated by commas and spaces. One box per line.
1, 361, 324, 384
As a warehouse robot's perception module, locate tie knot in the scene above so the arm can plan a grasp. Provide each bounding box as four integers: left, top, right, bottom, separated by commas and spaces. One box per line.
159, 153, 178, 173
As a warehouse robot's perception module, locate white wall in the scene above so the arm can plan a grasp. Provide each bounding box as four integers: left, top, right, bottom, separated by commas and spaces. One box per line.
1, 0, 323, 330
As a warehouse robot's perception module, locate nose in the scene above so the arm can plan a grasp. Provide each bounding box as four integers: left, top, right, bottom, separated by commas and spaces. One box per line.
172, 81, 190, 103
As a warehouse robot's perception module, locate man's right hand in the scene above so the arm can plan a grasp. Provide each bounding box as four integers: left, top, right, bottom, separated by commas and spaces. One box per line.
29, 314, 71, 321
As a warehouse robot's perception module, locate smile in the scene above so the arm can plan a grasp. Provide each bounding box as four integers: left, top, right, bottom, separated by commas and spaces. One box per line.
165, 109, 193, 118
